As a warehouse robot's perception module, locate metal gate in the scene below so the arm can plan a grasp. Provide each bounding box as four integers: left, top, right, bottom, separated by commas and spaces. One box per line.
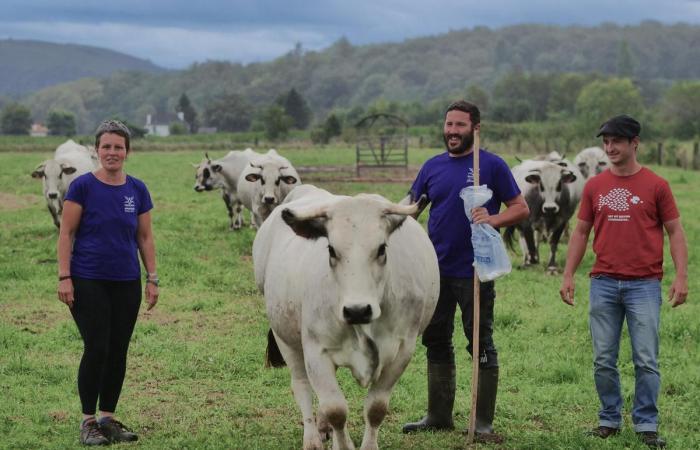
355, 113, 409, 176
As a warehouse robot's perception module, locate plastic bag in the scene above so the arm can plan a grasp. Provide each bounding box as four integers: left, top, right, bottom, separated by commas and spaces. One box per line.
459, 185, 512, 281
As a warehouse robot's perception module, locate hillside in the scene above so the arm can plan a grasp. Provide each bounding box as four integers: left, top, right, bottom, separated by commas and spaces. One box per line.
0, 39, 166, 96
14, 22, 700, 132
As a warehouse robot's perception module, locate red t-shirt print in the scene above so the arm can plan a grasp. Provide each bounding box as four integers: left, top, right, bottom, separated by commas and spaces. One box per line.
578, 168, 679, 280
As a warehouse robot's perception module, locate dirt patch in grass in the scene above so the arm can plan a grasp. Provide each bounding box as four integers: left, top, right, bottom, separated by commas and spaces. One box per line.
0, 192, 41, 210
2, 301, 68, 334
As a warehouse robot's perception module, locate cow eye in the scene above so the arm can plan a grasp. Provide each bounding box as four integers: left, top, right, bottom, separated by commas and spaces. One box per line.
260, 178, 265, 185
275, 178, 281, 186
377, 243, 387, 258
328, 245, 337, 259
203, 168, 210, 178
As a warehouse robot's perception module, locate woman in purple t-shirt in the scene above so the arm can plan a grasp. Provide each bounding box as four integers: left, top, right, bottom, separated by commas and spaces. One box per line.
57, 119, 159, 446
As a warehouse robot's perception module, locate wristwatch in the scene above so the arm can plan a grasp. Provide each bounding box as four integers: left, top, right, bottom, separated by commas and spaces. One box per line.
146, 272, 159, 287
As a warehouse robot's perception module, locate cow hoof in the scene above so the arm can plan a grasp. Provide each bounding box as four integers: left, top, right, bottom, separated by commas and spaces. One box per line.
546, 267, 559, 275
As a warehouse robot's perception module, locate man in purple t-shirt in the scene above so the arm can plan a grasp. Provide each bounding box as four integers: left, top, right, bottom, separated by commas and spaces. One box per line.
403, 101, 529, 442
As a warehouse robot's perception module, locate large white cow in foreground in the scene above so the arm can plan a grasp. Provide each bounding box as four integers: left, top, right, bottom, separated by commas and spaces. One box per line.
31, 139, 99, 228
193, 148, 260, 230
574, 146, 609, 180
253, 185, 439, 450
238, 149, 301, 228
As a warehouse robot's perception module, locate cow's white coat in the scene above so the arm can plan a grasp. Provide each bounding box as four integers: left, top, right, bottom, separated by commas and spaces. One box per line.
253, 185, 439, 450
31, 139, 99, 228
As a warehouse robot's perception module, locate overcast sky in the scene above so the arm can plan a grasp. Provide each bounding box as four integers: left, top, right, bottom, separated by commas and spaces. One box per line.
2, 0, 700, 69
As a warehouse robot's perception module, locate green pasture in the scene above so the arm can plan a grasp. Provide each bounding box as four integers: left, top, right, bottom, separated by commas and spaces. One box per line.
1, 148, 698, 449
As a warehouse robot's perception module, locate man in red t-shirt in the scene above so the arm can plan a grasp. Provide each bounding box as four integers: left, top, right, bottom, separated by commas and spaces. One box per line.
559, 115, 688, 449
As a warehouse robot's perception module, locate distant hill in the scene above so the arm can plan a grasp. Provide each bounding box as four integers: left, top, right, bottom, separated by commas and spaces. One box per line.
14, 22, 700, 132
0, 39, 166, 96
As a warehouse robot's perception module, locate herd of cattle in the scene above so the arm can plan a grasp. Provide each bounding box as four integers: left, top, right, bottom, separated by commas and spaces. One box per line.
29, 141, 609, 449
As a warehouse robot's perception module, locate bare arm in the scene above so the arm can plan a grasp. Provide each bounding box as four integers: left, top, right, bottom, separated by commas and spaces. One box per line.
559, 220, 593, 306
137, 211, 159, 310
57, 200, 82, 308
471, 194, 529, 228
664, 218, 688, 307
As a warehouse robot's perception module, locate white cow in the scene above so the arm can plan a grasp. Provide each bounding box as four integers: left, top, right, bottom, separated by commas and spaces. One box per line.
238, 149, 301, 228
574, 146, 609, 180
193, 148, 260, 230
505, 159, 584, 273
31, 139, 99, 228
253, 185, 439, 450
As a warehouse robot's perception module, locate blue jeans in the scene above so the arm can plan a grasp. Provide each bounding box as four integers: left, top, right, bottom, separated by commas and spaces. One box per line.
589, 275, 661, 432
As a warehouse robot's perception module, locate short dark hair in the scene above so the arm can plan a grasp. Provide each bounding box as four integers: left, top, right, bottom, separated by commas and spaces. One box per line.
95, 119, 131, 150
445, 100, 480, 125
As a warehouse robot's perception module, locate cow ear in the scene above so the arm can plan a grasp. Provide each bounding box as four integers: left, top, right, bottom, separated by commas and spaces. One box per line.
245, 172, 262, 182
211, 164, 223, 173
31, 163, 46, 178
280, 175, 297, 185
61, 165, 77, 175
524, 174, 541, 184
282, 208, 328, 240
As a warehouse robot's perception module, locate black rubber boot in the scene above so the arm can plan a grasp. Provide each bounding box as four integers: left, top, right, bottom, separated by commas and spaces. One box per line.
474, 367, 504, 443
402, 361, 455, 433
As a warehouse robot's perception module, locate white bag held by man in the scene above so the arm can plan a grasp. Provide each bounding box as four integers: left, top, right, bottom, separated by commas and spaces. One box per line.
459, 185, 512, 281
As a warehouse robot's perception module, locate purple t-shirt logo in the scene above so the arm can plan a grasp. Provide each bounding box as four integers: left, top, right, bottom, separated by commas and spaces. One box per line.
124, 196, 136, 213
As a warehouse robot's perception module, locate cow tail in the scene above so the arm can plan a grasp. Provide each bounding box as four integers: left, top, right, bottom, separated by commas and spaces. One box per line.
265, 328, 287, 368
503, 226, 517, 253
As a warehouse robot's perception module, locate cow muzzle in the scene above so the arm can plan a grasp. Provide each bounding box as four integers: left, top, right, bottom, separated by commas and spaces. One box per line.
542, 204, 559, 215
343, 304, 374, 325
263, 196, 276, 205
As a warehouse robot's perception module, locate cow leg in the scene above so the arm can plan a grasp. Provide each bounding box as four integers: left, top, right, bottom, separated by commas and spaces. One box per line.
521, 226, 539, 266
48, 204, 60, 228
221, 191, 236, 231
546, 223, 567, 274
360, 342, 415, 450
233, 201, 244, 230
304, 347, 355, 450
273, 334, 324, 450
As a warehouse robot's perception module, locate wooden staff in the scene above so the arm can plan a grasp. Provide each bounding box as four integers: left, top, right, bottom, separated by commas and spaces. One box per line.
467, 128, 480, 445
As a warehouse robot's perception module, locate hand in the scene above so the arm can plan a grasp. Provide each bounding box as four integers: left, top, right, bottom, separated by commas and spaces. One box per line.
57, 279, 74, 309
470, 206, 491, 225
559, 275, 575, 306
145, 283, 159, 311
668, 275, 688, 307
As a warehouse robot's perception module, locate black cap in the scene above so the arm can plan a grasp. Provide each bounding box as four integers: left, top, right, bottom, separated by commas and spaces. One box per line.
596, 115, 641, 138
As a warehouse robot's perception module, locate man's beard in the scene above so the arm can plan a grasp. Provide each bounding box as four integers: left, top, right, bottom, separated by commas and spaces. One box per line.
444, 131, 474, 155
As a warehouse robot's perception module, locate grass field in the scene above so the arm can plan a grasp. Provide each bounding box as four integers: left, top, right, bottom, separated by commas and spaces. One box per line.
1, 148, 698, 449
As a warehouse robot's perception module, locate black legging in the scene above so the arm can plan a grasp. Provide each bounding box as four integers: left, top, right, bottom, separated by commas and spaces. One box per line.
421, 276, 499, 369
70, 278, 141, 415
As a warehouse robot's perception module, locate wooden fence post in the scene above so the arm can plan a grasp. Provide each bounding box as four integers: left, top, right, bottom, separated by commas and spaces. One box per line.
693, 142, 700, 171
657, 142, 663, 166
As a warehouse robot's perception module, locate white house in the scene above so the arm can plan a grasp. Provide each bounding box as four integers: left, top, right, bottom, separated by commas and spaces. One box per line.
144, 112, 185, 137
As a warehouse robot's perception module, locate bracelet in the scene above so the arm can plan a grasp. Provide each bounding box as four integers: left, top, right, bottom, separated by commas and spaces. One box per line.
59, 275, 71, 281
147, 272, 158, 279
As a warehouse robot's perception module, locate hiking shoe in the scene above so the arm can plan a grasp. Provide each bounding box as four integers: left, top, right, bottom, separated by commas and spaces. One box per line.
637, 431, 666, 448
99, 418, 138, 442
80, 419, 109, 446
585, 425, 620, 438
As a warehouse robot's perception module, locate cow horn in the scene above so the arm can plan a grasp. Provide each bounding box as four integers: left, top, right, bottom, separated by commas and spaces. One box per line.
205, 152, 211, 162
383, 197, 424, 216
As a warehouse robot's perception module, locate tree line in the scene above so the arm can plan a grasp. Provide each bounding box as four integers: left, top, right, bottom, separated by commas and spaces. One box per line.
3, 72, 699, 144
